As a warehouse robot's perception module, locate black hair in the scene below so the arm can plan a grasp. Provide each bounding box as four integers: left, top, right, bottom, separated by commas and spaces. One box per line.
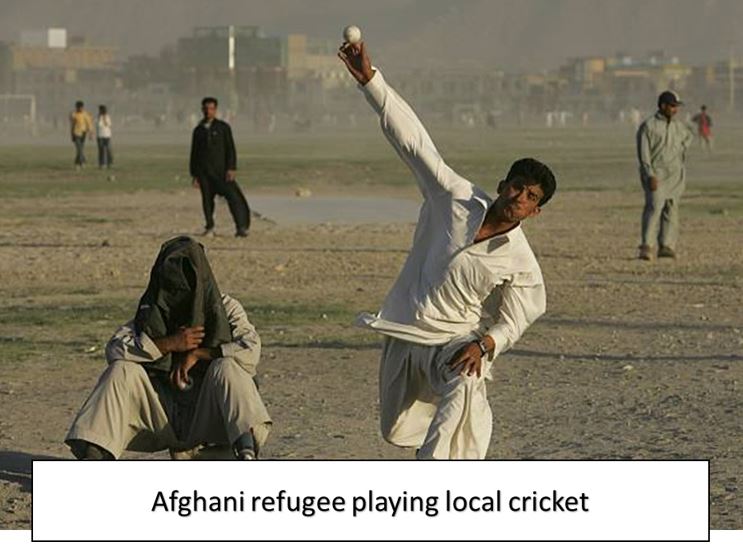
504, 158, 557, 206
701, 105, 707, 110
201, 97, 218, 107
99, 105, 107, 114
75, 100, 84, 108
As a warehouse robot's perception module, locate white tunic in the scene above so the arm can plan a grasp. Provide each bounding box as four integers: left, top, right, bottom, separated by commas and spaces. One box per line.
354, 70, 546, 362
96, 114, 112, 139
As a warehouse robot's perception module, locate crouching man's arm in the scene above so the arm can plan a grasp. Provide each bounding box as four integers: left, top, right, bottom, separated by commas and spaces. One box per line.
105, 322, 168, 364
165, 295, 262, 388
218, 294, 262, 376
106, 322, 208, 390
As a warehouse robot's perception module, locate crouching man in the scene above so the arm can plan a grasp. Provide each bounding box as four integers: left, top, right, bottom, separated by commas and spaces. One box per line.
65, 236, 271, 460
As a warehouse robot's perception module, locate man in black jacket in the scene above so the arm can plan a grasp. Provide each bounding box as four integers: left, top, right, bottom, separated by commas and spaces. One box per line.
190, 97, 251, 237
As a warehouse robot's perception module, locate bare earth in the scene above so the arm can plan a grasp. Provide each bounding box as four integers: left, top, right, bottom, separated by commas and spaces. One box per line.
0, 131, 741, 529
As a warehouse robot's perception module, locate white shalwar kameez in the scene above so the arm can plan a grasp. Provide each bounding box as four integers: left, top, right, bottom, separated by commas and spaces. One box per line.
355, 70, 546, 459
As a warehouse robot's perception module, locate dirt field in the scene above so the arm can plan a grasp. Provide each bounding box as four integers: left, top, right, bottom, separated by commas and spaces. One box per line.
0, 126, 741, 529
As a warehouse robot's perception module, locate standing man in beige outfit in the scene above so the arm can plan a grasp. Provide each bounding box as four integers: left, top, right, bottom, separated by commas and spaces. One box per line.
339, 41, 556, 459
636, 91, 694, 260
65, 236, 271, 460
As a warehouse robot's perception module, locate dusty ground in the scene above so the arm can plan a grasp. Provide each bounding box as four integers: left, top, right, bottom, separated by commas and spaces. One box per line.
0, 127, 741, 529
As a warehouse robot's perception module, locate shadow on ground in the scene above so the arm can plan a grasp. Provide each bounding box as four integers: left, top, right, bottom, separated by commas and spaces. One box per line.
510, 349, 743, 362
0, 451, 65, 493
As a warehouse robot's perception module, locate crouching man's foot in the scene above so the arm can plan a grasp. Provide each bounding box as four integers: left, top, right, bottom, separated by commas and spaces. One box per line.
67, 439, 114, 460
169, 445, 203, 460
638, 245, 654, 261
233, 432, 257, 460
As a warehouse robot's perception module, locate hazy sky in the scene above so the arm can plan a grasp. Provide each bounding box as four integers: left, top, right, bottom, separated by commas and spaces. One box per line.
1, 0, 742, 70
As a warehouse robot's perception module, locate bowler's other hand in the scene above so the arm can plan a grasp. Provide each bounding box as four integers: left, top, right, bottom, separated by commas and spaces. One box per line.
649, 176, 659, 192
226, 170, 236, 182
338, 41, 375, 85
447, 342, 483, 378
192, 177, 200, 189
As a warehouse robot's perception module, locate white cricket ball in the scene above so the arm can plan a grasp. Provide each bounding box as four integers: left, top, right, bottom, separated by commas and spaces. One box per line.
343, 25, 362, 45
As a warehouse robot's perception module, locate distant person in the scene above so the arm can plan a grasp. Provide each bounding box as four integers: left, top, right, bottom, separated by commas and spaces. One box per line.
69, 100, 94, 170
636, 91, 693, 260
691, 105, 713, 153
96, 105, 113, 169
65, 236, 271, 460
190, 97, 251, 238
340, 41, 556, 459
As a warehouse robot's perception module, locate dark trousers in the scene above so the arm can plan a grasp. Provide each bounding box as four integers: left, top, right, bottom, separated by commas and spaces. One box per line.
73, 134, 86, 165
199, 176, 251, 233
97, 138, 113, 167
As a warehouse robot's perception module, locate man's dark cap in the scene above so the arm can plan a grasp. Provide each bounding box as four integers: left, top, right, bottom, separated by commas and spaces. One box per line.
658, 90, 683, 107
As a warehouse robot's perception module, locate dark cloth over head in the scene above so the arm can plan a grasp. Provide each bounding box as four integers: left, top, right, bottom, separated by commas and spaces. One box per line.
134, 236, 232, 373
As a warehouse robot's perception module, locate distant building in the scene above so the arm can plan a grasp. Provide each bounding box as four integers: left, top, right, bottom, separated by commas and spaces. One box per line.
557, 51, 692, 115
604, 51, 691, 108
387, 67, 507, 125
559, 56, 607, 93
7, 29, 119, 121
168, 26, 352, 123
19, 28, 67, 49
687, 58, 743, 113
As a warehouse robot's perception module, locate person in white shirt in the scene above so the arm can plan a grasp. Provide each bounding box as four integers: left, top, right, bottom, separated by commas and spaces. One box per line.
96, 104, 113, 169
339, 41, 557, 459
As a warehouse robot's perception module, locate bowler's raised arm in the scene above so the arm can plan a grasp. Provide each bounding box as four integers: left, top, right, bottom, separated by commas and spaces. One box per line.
339, 41, 468, 201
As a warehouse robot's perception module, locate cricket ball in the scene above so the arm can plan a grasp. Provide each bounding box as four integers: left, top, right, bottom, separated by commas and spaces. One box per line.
343, 25, 362, 45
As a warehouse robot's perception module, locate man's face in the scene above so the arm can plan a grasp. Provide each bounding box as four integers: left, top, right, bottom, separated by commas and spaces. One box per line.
202, 102, 217, 120
659, 102, 678, 119
494, 178, 544, 222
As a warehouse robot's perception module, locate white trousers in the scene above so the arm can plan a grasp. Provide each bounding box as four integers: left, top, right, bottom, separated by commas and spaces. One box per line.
379, 337, 492, 459
65, 357, 271, 458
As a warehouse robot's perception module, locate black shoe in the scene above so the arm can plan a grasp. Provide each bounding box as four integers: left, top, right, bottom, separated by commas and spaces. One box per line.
235, 229, 249, 238
233, 432, 257, 460
68, 439, 114, 460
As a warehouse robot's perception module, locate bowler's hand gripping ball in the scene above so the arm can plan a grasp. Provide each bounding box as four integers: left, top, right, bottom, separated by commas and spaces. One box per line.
343, 25, 362, 45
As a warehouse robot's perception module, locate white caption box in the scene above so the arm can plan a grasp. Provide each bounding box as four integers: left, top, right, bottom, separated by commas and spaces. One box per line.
33, 460, 708, 542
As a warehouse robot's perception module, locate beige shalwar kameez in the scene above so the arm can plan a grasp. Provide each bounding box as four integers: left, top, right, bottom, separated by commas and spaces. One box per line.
65, 294, 271, 458
636, 111, 694, 250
